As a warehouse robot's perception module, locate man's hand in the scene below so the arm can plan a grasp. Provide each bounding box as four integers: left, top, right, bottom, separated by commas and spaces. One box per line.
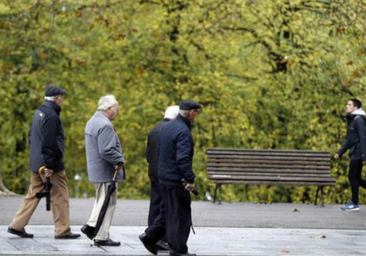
185, 183, 195, 192
115, 163, 122, 172
44, 168, 54, 177
334, 153, 340, 160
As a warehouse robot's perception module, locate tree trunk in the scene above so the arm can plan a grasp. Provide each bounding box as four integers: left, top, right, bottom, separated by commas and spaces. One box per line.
0, 176, 17, 196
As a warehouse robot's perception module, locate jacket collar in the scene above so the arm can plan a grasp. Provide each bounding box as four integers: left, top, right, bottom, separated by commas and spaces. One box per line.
177, 114, 192, 129
44, 100, 61, 115
352, 108, 366, 116
346, 113, 366, 124
94, 111, 113, 125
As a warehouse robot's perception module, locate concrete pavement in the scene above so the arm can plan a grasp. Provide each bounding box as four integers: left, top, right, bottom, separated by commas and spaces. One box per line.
1, 226, 366, 255
1, 197, 366, 255
1, 197, 366, 229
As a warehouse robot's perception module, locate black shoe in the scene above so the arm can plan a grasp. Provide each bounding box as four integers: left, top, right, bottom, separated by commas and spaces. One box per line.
81, 224, 95, 240
7, 227, 34, 238
156, 240, 170, 251
55, 233, 81, 239
170, 251, 197, 256
139, 232, 157, 255
94, 238, 121, 246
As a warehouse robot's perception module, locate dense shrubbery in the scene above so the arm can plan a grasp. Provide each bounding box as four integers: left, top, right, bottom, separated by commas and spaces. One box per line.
1, 0, 366, 203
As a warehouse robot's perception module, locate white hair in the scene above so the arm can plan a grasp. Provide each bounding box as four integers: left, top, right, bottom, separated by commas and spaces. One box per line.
164, 106, 179, 119
97, 95, 118, 111
44, 96, 55, 101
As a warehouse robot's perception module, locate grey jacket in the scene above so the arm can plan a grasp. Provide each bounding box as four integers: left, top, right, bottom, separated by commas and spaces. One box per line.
85, 111, 125, 182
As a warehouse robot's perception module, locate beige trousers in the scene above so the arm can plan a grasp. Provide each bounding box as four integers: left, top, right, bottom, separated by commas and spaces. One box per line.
9, 171, 71, 237
87, 183, 117, 240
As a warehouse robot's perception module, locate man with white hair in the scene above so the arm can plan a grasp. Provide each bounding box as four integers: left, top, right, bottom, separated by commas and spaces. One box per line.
81, 95, 125, 246
144, 106, 179, 251
8, 85, 80, 239
140, 100, 201, 256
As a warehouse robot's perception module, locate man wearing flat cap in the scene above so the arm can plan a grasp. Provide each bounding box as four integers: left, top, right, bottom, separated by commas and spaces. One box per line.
139, 99, 201, 256
8, 85, 80, 239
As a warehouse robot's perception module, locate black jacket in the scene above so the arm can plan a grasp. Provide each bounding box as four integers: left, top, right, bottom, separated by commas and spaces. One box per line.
158, 114, 196, 183
146, 118, 170, 182
338, 113, 366, 161
29, 101, 65, 172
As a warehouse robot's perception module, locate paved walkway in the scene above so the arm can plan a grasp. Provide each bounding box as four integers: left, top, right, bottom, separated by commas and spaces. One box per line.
1, 197, 366, 255
1, 225, 366, 255
1, 197, 366, 229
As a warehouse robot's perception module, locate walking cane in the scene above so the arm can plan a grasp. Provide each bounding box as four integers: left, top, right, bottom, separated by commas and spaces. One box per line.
36, 166, 53, 211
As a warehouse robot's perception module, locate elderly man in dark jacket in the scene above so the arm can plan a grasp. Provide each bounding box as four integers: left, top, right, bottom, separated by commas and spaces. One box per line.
139, 99, 201, 256
8, 85, 80, 239
81, 95, 125, 246
335, 98, 366, 211
145, 106, 179, 251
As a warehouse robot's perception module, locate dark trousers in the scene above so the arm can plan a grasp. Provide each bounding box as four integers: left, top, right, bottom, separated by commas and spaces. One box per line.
349, 160, 366, 205
146, 184, 192, 254
147, 181, 163, 227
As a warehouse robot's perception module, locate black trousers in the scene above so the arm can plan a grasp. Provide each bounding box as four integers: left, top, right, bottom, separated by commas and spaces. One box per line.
146, 184, 192, 254
349, 160, 366, 205
147, 181, 163, 227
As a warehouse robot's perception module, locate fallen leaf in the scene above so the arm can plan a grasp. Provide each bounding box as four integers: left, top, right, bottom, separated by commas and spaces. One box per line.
282, 249, 290, 254
314, 235, 326, 239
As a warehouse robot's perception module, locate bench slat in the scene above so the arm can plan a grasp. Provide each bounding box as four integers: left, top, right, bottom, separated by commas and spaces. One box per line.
211, 180, 335, 186
208, 175, 335, 182
207, 154, 330, 161
207, 148, 329, 155
207, 158, 330, 165
207, 164, 330, 170
207, 171, 333, 177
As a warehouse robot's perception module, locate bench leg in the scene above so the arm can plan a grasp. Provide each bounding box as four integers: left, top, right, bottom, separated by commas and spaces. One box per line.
314, 186, 325, 207
314, 186, 320, 206
218, 184, 222, 205
320, 186, 324, 207
213, 184, 219, 203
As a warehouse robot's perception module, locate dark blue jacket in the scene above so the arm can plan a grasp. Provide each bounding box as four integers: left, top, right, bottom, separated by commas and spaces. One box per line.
338, 113, 366, 161
146, 118, 170, 182
29, 101, 65, 172
158, 114, 196, 183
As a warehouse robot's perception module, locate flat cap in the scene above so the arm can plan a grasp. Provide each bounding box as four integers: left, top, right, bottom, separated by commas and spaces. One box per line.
45, 85, 67, 97
179, 99, 202, 110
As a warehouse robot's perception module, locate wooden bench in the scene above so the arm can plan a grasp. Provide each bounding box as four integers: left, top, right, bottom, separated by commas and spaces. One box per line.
206, 148, 336, 206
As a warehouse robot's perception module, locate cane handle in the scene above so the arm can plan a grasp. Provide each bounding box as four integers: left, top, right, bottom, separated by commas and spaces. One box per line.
38, 166, 46, 175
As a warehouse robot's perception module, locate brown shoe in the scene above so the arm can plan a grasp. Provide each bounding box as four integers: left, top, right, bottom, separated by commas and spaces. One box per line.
7, 227, 34, 238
